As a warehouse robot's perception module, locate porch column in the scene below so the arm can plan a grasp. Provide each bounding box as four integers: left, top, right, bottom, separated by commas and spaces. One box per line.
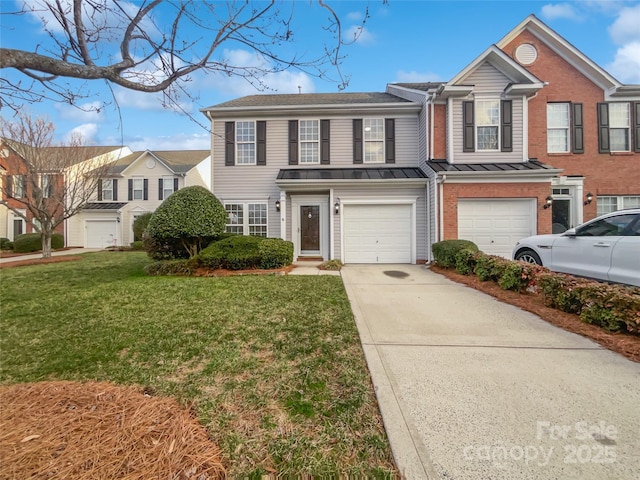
279, 191, 286, 240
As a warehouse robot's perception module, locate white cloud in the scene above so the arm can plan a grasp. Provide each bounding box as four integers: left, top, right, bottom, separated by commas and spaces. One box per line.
540, 3, 582, 21
55, 101, 104, 122
66, 123, 98, 143
395, 70, 443, 83
608, 41, 640, 83
343, 25, 375, 46
113, 88, 194, 113
608, 4, 640, 45
346, 11, 364, 21
125, 133, 210, 152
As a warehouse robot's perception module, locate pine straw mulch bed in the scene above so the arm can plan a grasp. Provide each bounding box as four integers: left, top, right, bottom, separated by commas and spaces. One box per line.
0, 381, 225, 480
430, 265, 640, 363
0, 256, 82, 268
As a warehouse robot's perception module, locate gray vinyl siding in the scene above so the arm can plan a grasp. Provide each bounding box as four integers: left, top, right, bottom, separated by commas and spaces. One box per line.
386, 85, 428, 170
332, 186, 428, 262
452, 62, 524, 163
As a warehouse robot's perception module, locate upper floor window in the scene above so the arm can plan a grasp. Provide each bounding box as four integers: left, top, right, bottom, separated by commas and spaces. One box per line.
364, 119, 385, 163
598, 102, 639, 153
547, 103, 570, 153
159, 177, 176, 200
597, 195, 640, 216
476, 100, 500, 151
236, 121, 256, 164
9, 175, 26, 198
353, 118, 395, 164
128, 178, 148, 201
300, 120, 320, 164
40, 174, 54, 198
102, 179, 114, 201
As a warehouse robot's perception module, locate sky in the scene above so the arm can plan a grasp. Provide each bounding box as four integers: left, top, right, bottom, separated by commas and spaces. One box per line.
2, 0, 640, 154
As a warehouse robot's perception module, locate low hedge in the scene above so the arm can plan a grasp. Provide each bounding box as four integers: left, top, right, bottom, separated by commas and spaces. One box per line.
130, 241, 145, 251
432, 239, 479, 268
437, 246, 640, 334
13, 233, 64, 253
144, 259, 196, 276
0, 237, 11, 250
197, 235, 293, 271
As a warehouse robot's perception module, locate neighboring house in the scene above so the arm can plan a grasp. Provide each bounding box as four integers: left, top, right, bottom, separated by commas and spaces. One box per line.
0, 140, 130, 242
67, 150, 209, 248
202, 15, 639, 263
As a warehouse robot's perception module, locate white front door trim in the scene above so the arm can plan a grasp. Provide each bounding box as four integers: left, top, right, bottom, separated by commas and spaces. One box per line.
291, 195, 329, 260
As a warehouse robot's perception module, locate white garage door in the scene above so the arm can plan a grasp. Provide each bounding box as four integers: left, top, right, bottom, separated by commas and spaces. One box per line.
458, 199, 535, 258
343, 204, 412, 263
86, 220, 117, 248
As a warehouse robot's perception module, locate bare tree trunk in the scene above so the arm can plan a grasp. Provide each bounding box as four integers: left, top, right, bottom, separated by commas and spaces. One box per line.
41, 231, 52, 259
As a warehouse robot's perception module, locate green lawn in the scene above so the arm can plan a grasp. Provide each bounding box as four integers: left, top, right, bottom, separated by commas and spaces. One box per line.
0, 252, 396, 477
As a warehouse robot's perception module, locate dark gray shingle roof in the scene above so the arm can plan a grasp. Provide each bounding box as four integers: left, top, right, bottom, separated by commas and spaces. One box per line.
277, 167, 427, 181
110, 150, 209, 174
205, 92, 411, 109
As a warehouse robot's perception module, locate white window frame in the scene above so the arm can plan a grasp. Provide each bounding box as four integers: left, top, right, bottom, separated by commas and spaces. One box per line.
101, 178, 114, 201
235, 121, 256, 165
12, 174, 25, 198
224, 202, 268, 237
162, 177, 175, 199
132, 178, 144, 200
597, 195, 640, 216
547, 103, 570, 153
40, 174, 54, 199
363, 118, 385, 163
299, 119, 320, 164
609, 103, 631, 152
476, 99, 500, 151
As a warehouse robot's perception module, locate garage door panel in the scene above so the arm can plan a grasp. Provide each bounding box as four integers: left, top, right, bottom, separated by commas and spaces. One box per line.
458, 199, 534, 259
86, 220, 117, 248
343, 204, 412, 263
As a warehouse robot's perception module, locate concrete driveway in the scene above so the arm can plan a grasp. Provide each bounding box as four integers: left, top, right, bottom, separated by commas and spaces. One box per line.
342, 264, 640, 480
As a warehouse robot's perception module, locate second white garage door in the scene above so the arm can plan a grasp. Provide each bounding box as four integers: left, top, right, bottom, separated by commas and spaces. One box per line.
343, 204, 412, 263
458, 199, 535, 258
85, 220, 118, 248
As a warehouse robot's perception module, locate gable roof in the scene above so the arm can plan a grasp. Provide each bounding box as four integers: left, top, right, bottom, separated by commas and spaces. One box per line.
110, 150, 209, 175
496, 14, 640, 96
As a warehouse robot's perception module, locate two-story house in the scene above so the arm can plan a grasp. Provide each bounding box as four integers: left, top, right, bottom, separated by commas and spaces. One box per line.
203, 15, 639, 264
202, 93, 429, 263
67, 150, 209, 248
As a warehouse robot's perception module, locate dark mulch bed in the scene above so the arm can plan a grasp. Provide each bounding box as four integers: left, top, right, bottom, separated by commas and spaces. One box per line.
430, 265, 640, 363
0, 256, 83, 268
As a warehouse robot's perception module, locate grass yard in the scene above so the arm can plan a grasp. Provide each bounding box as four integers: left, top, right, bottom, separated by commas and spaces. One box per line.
0, 252, 397, 478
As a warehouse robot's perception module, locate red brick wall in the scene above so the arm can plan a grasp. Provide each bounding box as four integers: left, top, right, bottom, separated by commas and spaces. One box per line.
432, 104, 447, 159
441, 182, 552, 239
502, 30, 640, 221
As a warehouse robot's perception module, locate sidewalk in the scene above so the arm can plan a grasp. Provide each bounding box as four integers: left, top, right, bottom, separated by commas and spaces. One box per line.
0, 248, 101, 264
342, 264, 640, 480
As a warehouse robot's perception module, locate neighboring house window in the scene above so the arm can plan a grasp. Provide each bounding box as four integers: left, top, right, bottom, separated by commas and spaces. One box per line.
476, 99, 499, 151
353, 118, 395, 164
598, 102, 639, 153
547, 103, 570, 153
159, 177, 178, 200
102, 179, 114, 200
224, 202, 268, 237
597, 195, 640, 216
225, 121, 266, 166
41, 174, 54, 198
300, 120, 319, 164
9, 175, 26, 198
128, 178, 148, 201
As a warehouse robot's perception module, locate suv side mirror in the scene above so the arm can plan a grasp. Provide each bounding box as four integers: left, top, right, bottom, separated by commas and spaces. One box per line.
563, 228, 577, 237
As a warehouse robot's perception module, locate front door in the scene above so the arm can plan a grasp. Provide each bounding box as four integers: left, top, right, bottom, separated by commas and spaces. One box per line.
552, 198, 571, 233
300, 205, 320, 252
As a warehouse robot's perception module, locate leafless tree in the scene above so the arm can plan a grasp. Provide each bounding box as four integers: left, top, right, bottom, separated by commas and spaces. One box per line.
1, 113, 115, 258
0, 0, 368, 113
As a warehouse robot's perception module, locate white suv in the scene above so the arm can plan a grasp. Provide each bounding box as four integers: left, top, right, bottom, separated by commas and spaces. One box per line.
513, 208, 640, 287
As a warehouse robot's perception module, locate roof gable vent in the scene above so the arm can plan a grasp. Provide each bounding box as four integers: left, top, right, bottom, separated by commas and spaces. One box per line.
515, 43, 538, 65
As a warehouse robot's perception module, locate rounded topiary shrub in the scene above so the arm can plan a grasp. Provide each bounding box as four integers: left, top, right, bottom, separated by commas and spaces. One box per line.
432, 239, 479, 268
0, 237, 11, 250
13, 233, 64, 253
145, 186, 227, 259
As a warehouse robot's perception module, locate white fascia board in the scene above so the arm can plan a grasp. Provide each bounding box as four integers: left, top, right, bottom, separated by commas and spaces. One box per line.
438, 85, 474, 99
202, 102, 422, 118
386, 85, 438, 96
504, 83, 544, 97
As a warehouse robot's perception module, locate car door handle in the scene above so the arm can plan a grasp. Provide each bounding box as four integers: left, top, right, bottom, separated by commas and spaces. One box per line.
593, 243, 611, 247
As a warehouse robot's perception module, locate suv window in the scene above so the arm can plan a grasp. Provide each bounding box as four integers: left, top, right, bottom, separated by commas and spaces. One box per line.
577, 214, 638, 237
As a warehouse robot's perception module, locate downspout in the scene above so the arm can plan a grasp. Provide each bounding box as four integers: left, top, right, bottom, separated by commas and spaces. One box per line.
438, 174, 446, 242
205, 110, 214, 192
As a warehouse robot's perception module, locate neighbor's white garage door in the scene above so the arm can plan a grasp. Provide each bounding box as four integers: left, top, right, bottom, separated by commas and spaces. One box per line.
458, 199, 535, 258
85, 220, 117, 248
343, 204, 412, 263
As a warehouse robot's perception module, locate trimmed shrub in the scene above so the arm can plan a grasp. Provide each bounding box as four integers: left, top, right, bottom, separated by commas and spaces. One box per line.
454, 248, 478, 275
13, 233, 64, 253
3, 241, 13, 251
198, 235, 264, 270
578, 284, 640, 333
132, 212, 153, 242
474, 254, 510, 282
130, 241, 145, 250
497, 262, 546, 293
0, 237, 11, 250
144, 259, 195, 276
537, 273, 587, 314
258, 238, 293, 269
146, 186, 227, 259
432, 240, 479, 268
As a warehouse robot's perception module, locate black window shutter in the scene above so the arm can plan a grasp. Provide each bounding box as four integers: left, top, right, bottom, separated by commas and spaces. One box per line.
597, 103, 610, 153
173, 178, 178, 192
158, 178, 163, 200
97, 179, 103, 201
113, 179, 118, 201
634, 102, 640, 153
463, 101, 475, 152
500, 100, 512, 152
256, 121, 266, 165
288, 120, 298, 165
6, 176, 12, 197
572, 103, 584, 154
143, 179, 148, 200
320, 119, 330, 165
385, 118, 396, 163
353, 119, 363, 164
128, 179, 133, 201
225, 122, 235, 166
